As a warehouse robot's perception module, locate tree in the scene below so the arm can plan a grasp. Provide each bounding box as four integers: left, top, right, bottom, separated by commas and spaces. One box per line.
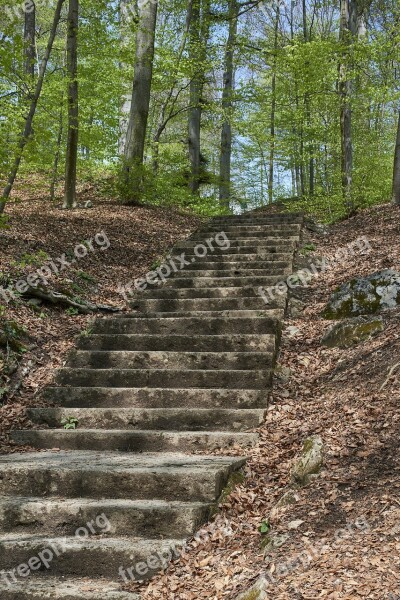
0, 0, 65, 214
392, 110, 400, 205
219, 0, 238, 208
24, 1, 36, 79
188, 0, 211, 194
123, 0, 158, 201
63, 0, 79, 209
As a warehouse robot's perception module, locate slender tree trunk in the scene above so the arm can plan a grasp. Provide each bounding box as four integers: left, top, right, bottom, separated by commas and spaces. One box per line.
339, 0, 357, 212
63, 0, 79, 209
50, 102, 64, 201
392, 110, 400, 205
219, 0, 238, 209
188, 0, 211, 194
0, 0, 65, 214
24, 2, 36, 79
123, 0, 158, 201
268, 5, 280, 205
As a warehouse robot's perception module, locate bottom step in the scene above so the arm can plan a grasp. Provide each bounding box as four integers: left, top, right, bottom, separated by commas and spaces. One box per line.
0, 577, 139, 599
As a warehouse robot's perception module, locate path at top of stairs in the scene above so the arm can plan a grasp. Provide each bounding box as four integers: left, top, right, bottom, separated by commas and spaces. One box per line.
0, 212, 303, 599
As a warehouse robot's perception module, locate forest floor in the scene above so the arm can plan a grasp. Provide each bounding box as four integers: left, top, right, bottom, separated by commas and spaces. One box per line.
0, 185, 200, 453
127, 202, 400, 600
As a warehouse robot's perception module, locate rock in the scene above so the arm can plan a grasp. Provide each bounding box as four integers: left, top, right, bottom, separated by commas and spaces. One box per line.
321, 316, 384, 348
235, 577, 269, 600
323, 270, 400, 319
262, 533, 290, 554
286, 326, 300, 337
84, 200, 93, 208
291, 435, 324, 486
289, 297, 305, 317
270, 490, 299, 519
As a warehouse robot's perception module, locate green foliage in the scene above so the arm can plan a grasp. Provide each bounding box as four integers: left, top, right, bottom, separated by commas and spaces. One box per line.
61, 416, 79, 430
258, 520, 271, 535
65, 307, 80, 316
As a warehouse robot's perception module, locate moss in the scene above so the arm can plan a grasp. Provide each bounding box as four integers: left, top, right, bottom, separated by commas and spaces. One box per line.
239, 589, 263, 600
216, 470, 245, 507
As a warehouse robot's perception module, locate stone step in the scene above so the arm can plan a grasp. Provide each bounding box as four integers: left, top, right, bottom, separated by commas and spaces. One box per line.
0, 496, 210, 538
166, 268, 291, 279
198, 224, 302, 233
11, 429, 258, 453
171, 260, 292, 270
42, 387, 268, 409
189, 230, 300, 241
0, 451, 246, 501
124, 309, 284, 320
210, 213, 303, 222
0, 533, 183, 580
93, 316, 280, 335
128, 297, 283, 313
77, 333, 276, 352
0, 578, 139, 600
27, 407, 265, 431
175, 238, 298, 249
147, 276, 283, 288
125, 286, 281, 300
55, 368, 274, 389
68, 350, 275, 371
172, 251, 293, 261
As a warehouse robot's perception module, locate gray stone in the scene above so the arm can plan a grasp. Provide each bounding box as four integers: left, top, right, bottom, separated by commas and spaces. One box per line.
291, 435, 324, 486
323, 270, 400, 319
321, 316, 384, 348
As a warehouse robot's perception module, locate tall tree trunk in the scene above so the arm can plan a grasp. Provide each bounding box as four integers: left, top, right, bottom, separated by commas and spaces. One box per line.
339, 0, 353, 210
303, 0, 314, 196
50, 102, 64, 201
63, 0, 79, 209
392, 110, 400, 205
188, 0, 211, 194
24, 1, 36, 79
219, 0, 238, 209
268, 5, 280, 205
123, 0, 158, 201
0, 0, 65, 214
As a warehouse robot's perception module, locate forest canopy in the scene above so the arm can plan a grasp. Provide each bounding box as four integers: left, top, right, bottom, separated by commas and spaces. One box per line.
0, 0, 399, 220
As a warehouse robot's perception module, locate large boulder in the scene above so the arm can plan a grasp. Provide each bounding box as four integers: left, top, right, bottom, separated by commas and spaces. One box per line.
321, 316, 384, 348
323, 269, 400, 319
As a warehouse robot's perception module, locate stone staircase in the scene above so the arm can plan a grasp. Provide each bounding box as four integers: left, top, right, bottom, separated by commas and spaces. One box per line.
0, 212, 303, 599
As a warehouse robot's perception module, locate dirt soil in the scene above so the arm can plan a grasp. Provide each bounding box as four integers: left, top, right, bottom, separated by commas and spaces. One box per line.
0, 192, 200, 453
128, 203, 400, 600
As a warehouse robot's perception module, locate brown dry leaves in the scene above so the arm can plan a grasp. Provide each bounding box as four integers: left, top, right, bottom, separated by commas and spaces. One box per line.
129, 204, 400, 600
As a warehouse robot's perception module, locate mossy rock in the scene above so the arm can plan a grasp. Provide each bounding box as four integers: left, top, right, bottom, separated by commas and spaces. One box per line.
291, 435, 324, 487
235, 577, 269, 600
321, 316, 384, 348
322, 270, 400, 320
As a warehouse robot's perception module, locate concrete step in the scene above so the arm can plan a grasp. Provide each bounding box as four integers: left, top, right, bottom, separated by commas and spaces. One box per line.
166, 268, 291, 278
77, 333, 276, 352
0, 578, 139, 600
124, 310, 284, 320
0, 451, 246, 501
11, 429, 258, 453
55, 368, 274, 389
172, 251, 293, 261
128, 297, 283, 314
27, 407, 265, 431
0, 533, 183, 580
93, 316, 280, 335
42, 387, 269, 409
198, 224, 301, 233
67, 350, 275, 371
147, 276, 283, 288
175, 238, 298, 250
125, 285, 282, 300
189, 230, 300, 241
210, 213, 303, 222
172, 260, 292, 270
0, 496, 210, 538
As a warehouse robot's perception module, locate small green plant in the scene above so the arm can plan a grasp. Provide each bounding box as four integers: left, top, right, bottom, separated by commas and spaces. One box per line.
300, 243, 316, 255
259, 520, 271, 535
77, 270, 97, 284
65, 307, 80, 316
61, 416, 79, 430
15, 250, 49, 269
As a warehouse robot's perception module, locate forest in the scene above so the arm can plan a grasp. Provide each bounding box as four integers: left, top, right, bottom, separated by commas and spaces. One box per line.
0, 0, 400, 220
